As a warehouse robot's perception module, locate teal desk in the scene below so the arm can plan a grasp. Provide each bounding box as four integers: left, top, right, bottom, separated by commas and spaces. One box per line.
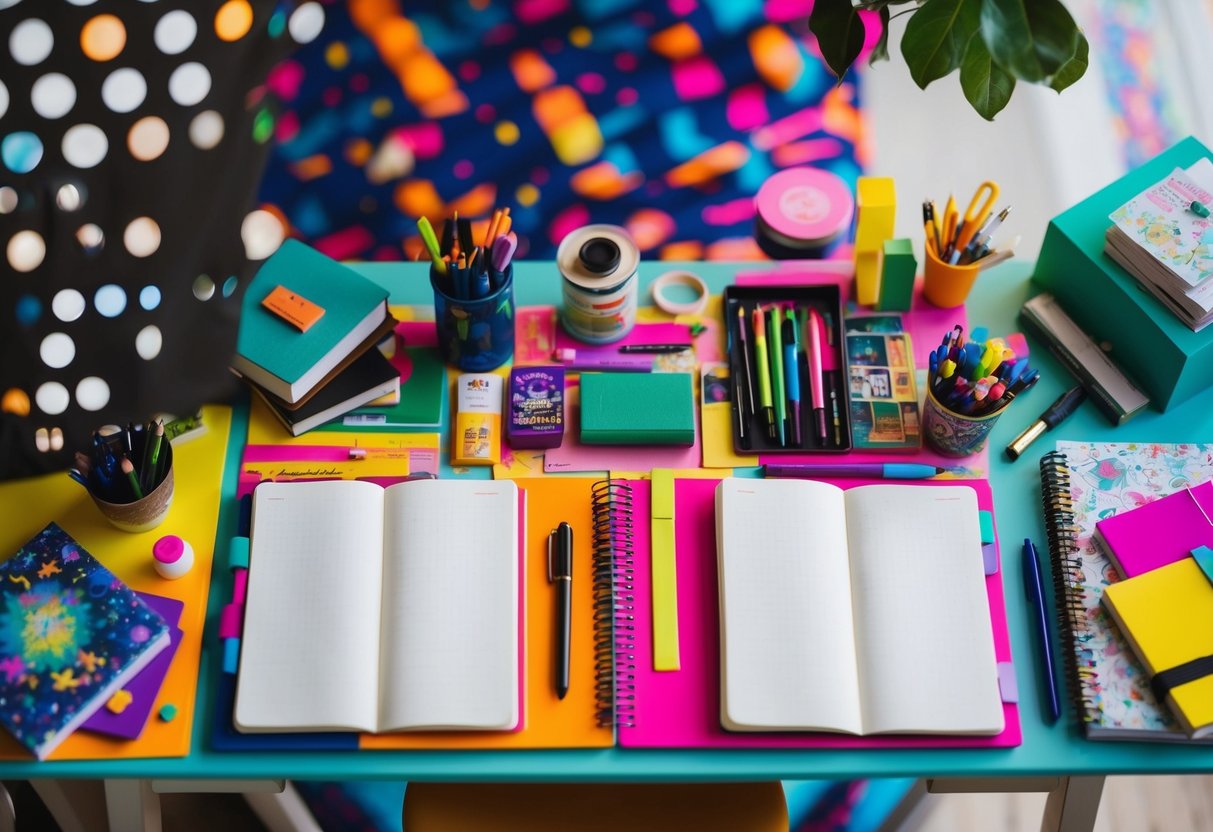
4, 261, 1213, 830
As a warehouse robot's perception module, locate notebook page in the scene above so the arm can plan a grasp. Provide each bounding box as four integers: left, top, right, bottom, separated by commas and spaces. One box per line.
845, 485, 1003, 735
715, 478, 863, 733
235, 481, 385, 733
379, 479, 519, 731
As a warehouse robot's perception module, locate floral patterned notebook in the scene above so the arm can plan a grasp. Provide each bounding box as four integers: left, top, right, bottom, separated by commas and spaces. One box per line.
1042, 442, 1213, 740
0, 523, 170, 758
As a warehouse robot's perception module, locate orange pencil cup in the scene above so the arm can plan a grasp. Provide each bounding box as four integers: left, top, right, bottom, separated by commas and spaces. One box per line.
922, 244, 980, 308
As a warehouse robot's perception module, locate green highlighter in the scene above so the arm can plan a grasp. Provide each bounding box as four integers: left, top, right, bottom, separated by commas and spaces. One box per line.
579, 372, 695, 445
768, 306, 786, 447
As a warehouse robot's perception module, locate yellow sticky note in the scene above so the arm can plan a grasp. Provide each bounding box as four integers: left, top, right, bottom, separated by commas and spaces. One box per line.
651, 468, 680, 671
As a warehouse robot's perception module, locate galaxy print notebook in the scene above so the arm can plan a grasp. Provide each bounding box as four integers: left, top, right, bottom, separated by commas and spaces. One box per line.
0, 523, 170, 759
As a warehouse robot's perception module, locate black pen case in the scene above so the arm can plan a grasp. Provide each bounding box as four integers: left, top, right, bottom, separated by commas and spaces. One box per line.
722, 285, 851, 454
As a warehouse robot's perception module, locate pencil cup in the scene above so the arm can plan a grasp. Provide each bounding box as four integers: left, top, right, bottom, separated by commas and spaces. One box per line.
922, 245, 980, 308
89, 442, 174, 533
921, 387, 1003, 458
431, 264, 515, 371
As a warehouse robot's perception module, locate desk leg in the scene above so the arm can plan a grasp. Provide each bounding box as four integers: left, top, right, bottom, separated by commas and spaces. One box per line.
104, 779, 161, 832
243, 781, 323, 832
1041, 776, 1104, 832
30, 780, 108, 832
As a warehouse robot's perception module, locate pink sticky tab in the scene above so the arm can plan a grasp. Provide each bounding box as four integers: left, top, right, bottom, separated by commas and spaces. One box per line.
219, 603, 244, 639
232, 569, 249, 603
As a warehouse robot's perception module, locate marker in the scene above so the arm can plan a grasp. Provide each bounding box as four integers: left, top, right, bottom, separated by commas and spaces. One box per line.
735, 307, 756, 419
752, 308, 776, 440
417, 216, 447, 274
782, 313, 802, 447
763, 463, 949, 479
619, 344, 692, 354
768, 305, 787, 447
806, 307, 827, 445
1005, 385, 1086, 461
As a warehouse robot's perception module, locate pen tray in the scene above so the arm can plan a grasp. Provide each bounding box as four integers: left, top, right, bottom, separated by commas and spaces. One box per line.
723, 285, 851, 454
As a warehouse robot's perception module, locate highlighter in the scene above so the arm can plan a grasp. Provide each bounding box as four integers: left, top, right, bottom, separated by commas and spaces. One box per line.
751, 308, 776, 440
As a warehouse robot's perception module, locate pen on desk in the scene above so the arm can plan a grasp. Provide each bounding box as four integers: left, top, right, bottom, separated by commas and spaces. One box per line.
619, 344, 691, 354
736, 306, 756, 421
763, 463, 949, 479
1023, 538, 1061, 724
752, 308, 776, 440
782, 313, 802, 447
768, 305, 787, 447
806, 307, 827, 445
1005, 385, 1086, 461
548, 521, 573, 700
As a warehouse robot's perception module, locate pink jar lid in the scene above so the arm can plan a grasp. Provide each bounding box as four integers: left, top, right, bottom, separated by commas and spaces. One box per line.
754, 167, 854, 245
153, 535, 185, 564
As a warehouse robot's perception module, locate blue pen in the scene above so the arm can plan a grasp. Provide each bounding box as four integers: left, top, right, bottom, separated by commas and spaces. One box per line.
782, 314, 802, 447
1023, 538, 1061, 723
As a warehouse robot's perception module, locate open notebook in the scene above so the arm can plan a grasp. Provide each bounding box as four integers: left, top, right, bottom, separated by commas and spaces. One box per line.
716, 478, 1003, 736
235, 479, 519, 733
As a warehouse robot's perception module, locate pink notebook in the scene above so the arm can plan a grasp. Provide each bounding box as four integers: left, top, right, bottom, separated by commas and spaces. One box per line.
616, 476, 1021, 749
1094, 479, 1213, 578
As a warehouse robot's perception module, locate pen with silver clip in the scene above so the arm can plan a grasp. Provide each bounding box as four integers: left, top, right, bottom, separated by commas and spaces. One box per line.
547, 522, 573, 700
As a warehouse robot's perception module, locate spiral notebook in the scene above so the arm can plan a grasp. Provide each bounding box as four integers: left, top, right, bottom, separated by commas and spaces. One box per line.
1039, 441, 1213, 741
595, 475, 1021, 749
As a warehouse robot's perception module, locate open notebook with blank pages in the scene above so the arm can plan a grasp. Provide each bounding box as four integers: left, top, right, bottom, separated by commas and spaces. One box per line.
1039, 441, 1213, 741
612, 475, 1021, 749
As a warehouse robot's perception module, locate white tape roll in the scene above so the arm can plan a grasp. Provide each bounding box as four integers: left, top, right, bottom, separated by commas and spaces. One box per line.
650, 270, 708, 316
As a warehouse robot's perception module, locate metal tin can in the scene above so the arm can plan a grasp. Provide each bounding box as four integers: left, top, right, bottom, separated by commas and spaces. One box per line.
556, 224, 640, 344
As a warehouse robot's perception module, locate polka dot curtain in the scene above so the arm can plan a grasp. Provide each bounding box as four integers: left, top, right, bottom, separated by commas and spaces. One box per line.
0, 1, 322, 478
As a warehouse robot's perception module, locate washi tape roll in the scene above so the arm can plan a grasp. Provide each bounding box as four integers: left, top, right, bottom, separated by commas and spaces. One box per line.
754, 167, 854, 259
651, 270, 708, 315
557, 224, 641, 344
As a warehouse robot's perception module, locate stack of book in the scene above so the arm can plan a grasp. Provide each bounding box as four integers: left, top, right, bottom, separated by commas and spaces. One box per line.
1104, 159, 1213, 331
1093, 480, 1213, 740
232, 240, 400, 436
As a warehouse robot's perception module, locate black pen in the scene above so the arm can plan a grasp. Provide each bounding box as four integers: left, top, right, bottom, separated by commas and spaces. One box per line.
1023, 538, 1061, 723
619, 344, 691, 354
548, 521, 573, 700
1005, 385, 1085, 461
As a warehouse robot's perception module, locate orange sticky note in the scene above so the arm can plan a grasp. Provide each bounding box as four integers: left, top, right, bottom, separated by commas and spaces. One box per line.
262, 285, 325, 332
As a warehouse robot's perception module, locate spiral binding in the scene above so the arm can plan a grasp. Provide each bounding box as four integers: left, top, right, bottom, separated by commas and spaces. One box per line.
1039, 450, 1100, 727
591, 478, 636, 729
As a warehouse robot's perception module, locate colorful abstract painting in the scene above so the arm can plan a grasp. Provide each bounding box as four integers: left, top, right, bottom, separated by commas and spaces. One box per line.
258, 0, 867, 262
0, 523, 169, 758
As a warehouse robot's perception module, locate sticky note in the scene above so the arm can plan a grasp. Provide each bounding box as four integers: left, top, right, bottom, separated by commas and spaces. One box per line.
651, 469, 680, 671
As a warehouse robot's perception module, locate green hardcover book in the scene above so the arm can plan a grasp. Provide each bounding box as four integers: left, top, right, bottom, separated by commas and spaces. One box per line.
579, 372, 695, 446
233, 240, 390, 404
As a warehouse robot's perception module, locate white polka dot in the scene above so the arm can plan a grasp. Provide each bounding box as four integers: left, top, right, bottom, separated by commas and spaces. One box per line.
94, 284, 126, 317
188, 110, 224, 149
75, 377, 109, 411
40, 332, 75, 369
135, 325, 162, 360
49, 426, 64, 451
101, 68, 146, 113
10, 19, 53, 66
123, 216, 160, 257
154, 10, 195, 54
34, 427, 50, 452
288, 3, 324, 44
139, 284, 161, 310
30, 73, 75, 119
7, 230, 44, 272
35, 382, 69, 415
0, 187, 16, 214
52, 289, 86, 322
0, 1, 24, 10
128, 116, 169, 161
168, 62, 211, 107
0, 80, 8, 120
56, 183, 83, 211
77, 223, 104, 254
241, 210, 285, 260
193, 274, 215, 301
66, 0, 98, 5
62, 124, 108, 168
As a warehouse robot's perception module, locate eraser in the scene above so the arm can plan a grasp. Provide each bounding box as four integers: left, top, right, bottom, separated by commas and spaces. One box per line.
152, 535, 194, 580
262, 284, 325, 331
507, 367, 565, 449
452, 373, 503, 466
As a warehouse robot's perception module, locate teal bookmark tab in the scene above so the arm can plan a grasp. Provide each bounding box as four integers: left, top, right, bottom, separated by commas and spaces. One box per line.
1192, 545, 1213, 587
978, 510, 995, 544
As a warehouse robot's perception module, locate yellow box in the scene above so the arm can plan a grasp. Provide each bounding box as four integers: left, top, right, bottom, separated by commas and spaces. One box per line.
452, 373, 503, 466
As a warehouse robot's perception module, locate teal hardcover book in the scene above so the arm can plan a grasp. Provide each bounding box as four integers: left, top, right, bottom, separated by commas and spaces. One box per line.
0, 524, 170, 759
233, 240, 390, 403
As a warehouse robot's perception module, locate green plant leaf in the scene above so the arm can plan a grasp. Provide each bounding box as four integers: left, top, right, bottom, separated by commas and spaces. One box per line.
868, 6, 892, 65
900, 0, 982, 90
1049, 32, 1089, 92
809, 0, 867, 81
960, 34, 1016, 120
980, 0, 1081, 83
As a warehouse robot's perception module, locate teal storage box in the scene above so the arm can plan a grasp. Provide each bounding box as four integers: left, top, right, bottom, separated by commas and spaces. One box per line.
579, 372, 695, 445
1032, 136, 1213, 411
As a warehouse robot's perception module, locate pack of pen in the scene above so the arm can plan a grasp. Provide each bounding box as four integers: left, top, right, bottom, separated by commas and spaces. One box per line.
723, 285, 851, 454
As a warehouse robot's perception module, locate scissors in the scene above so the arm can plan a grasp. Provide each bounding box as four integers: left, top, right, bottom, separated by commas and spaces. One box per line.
951, 181, 1000, 261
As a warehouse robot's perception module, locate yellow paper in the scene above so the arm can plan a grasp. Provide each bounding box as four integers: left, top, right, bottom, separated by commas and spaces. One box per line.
1103, 557, 1213, 736
651, 468, 680, 671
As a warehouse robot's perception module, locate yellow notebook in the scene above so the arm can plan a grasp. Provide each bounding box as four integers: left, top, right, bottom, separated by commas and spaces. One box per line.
1102, 556, 1213, 739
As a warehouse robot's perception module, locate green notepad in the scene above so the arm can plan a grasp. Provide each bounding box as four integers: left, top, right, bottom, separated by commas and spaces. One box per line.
579, 372, 695, 446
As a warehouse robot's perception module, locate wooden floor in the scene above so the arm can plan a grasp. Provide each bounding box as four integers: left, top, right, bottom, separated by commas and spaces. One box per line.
916, 776, 1213, 832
